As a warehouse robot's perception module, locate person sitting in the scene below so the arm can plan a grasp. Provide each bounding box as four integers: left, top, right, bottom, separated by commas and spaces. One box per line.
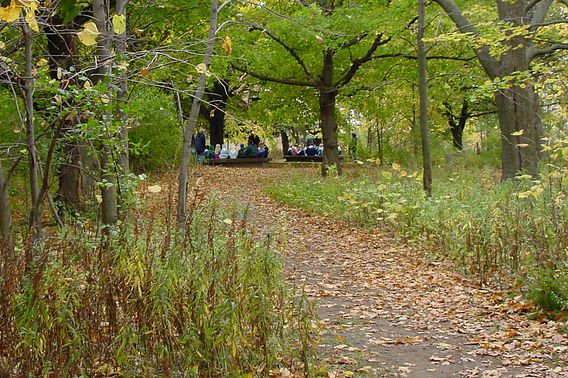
219, 144, 229, 159
305, 143, 318, 156
258, 142, 269, 158
243, 142, 258, 158
229, 146, 237, 159
237, 144, 246, 158
298, 146, 306, 156
290, 144, 299, 156
204, 145, 212, 159
317, 143, 324, 156
214, 144, 221, 160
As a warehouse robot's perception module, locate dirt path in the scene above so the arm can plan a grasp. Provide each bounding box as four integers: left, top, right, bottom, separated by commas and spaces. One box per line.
160, 166, 567, 377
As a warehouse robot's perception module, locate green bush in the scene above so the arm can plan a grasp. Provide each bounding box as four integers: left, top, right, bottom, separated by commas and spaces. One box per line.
527, 269, 568, 315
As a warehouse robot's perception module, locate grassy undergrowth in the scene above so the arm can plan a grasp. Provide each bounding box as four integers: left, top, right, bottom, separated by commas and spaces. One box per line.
266, 159, 568, 315
0, 201, 317, 376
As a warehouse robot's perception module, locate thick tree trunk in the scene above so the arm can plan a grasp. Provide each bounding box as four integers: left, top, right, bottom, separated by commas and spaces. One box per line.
418, 0, 432, 196
495, 85, 540, 178
0, 160, 13, 253
319, 50, 341, 176
445, 100, 468, 150
208, 80, 229, 147
177, 0, 219, 231
281, 130, 290, 154
23, 24, 42, 240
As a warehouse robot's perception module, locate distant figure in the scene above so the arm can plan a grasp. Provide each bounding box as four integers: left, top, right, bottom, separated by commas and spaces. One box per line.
317, 143, 324, 156
237, 144, 246, 158
306, 143, 318, 156
229, 146, 237, 159
195, 129, 206, 163
349, 133, 358, 161
220, 144, 229, 159
257, 142, 270, 158
290, 144, 299, 156
248, 132, 260, 147
244, 142, 259, 158
204, 145, 212, 159
214, 144, 221, 160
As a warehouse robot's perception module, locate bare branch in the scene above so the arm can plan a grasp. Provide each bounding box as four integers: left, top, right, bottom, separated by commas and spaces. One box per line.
338, 32, 369, 50
231, 63, 316, 87
335, 33, 391, 88
528, 42, 568, 60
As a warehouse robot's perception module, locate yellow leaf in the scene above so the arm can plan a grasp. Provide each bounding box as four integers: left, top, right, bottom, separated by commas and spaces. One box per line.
112, 14, 126, 35
222, 35, 232, 55
516, 143, 529, 148
100, 94, 110, 104
77, 21, 100, 46
511, 129, 524, 136
392, 162, 400, 171
140, 67, 150, 77
147, 185, 162, 193
0, 2, 21, 22
196, 63, 212, 77
223, 219, 233, 225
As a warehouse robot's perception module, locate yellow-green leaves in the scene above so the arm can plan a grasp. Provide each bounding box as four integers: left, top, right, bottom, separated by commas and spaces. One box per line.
112, 14, 126, 35
78, 21, 100, 46
0, 0, 38, 31
511, 130, 524, 136
195, 63, 212, 77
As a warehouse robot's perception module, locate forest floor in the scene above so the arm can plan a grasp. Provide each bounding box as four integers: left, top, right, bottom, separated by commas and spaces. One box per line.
154, 166, 567, 378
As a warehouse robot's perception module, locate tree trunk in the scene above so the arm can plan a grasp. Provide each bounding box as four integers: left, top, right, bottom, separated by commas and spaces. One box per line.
116, 0, 129, 172
0, 159, 13, 253
94, 0, 118, 225
281, 130, 290, 154
208, 80, 229, 147
23, 23, 42, 240
445, 100, 469, 150
495, 0, 540, 179
177, 0, 219, 231
319, 50, 341, 176
418, 0, 432, 196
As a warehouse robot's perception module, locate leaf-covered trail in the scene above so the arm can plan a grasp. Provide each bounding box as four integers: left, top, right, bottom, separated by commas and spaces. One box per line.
167, 166, 567, 377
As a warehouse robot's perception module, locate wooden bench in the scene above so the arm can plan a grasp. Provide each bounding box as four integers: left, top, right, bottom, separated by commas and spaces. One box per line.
283, 155, 344, 162
206, 158, 272, 167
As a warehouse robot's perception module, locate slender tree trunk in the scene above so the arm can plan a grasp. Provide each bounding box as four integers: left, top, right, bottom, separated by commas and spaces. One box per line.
319, 50, 341, 176
94, 0, 118, 225
418, 0, 432, 196
0, 159, 13, 253
177, 0, 219, 231
23, 24, 42, 240
116, 0, 129, 172
377, 125, 384, 165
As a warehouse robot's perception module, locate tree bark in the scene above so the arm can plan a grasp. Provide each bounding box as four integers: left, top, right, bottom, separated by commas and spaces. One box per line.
94, 0, 118, 225
116, 0, 129, 172
281, 130, 290, 154
207, 80, 230, 147
418, 0, 432, 196
177, 0, 219, 231
319, 50, 341, 176
23, 23, 42, 241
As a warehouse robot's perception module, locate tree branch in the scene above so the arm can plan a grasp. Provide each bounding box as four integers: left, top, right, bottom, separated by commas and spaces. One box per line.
335, 33, 391, 88
249, 23, 316, 83
338, 32, 369, 50
528, 42, 568, 60
431, 0, 499, 78
231, 63, 316, 87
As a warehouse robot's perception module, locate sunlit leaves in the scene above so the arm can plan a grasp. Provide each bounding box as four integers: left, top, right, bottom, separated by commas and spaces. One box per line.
0, 0, 38, 31
77, 21, 100, 46
222, 35, 232, 55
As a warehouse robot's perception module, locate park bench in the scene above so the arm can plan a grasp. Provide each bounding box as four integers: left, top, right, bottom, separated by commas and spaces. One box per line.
283, 155, 344, 162
207, 158, 272, 167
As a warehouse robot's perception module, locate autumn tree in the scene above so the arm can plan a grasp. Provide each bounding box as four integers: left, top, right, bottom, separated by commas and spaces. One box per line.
432, 0, 568, 178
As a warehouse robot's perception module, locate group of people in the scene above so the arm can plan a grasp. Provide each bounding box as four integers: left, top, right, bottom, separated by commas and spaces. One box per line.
287, 143, 327, 157
194, 130, 269, 162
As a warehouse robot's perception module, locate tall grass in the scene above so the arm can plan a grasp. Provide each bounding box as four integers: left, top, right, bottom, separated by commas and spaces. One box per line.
0, 201, 317, 376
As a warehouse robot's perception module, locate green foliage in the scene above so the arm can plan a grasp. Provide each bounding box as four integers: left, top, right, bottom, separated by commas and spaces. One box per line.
526, 269, 568, 315
0, 202, 317, 376
127, 87, 182, 171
